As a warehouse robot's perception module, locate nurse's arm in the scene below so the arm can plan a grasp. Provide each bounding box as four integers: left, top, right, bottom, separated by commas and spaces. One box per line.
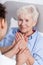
0, 40, 15, 54
3, 42, 19, 58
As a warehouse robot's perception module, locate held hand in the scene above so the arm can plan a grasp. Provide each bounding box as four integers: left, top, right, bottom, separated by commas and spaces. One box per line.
16, 48, 29, 65
15, 32, 28, 50
12, 32, 28, 55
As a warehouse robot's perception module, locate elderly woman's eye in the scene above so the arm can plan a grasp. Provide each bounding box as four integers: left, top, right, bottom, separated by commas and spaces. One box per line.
26, 19, 29, 22
19, 19, 23, 21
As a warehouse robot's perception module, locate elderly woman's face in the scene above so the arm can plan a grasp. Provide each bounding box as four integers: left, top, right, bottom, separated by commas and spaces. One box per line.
18, 13, 36, 34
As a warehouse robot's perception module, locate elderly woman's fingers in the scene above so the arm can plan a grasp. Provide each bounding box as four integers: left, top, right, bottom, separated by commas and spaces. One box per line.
19, 33, 28, 42
15, 32, 28, 52
13, 42, 20, 55
15, 32, 25, 44
24, 35, 28, 42
19, 32, 24, 39
18, 48, 26, 54
18, 48, 28, 54
16, 32, 20, 39
15, 32, 21, 42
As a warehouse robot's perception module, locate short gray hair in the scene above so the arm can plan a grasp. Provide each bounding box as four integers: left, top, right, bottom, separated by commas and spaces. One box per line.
17, 5, 39, 22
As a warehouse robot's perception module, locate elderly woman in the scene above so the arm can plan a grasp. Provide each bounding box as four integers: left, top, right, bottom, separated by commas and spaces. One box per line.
1, 5, 43, 65
15, 5, 43, 65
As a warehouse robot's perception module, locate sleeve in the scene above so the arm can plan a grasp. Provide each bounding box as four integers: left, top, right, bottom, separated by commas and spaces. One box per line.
33, 37, 43, 65
0, 54, 16, 65
0, 28, 18, 47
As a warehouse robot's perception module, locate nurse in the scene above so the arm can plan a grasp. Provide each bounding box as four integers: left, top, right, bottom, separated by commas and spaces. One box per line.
0, 3, 17, 53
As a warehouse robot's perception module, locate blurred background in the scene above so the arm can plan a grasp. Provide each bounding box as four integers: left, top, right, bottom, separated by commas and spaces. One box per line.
0, 0, 43, 5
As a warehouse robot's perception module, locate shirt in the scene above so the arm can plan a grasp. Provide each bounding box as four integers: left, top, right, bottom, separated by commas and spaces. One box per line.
27, 30, 43, 65
0, 27, 43, 65
0, 27, 18, 47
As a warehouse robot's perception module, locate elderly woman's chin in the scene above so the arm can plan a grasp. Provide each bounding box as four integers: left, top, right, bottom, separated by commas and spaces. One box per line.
20, 29, 28, 34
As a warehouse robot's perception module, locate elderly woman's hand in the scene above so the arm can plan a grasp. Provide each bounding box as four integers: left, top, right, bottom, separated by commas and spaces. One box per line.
16, 48, 30, 65
15, 32, 28, 50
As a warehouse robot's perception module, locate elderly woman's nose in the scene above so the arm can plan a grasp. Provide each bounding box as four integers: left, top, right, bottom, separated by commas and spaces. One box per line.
22, 20, 25, 25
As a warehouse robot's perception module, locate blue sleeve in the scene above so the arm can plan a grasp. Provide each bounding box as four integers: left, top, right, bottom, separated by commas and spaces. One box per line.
0, 28, 18, 47
33, 37, 43, 65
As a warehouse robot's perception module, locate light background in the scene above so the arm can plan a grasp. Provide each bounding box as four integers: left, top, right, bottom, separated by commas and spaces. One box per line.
0, 0, 43, 5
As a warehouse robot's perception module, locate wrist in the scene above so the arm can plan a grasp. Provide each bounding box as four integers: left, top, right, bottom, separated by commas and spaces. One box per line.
16, 62, 22, 65
26, 59, 30, 65
28, 55, 35, 65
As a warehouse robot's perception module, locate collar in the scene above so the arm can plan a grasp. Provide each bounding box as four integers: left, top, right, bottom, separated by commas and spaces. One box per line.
28, 30, 38, 40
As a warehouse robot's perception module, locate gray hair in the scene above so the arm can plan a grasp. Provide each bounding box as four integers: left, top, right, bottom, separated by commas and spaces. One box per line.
17, 5, 39, 22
